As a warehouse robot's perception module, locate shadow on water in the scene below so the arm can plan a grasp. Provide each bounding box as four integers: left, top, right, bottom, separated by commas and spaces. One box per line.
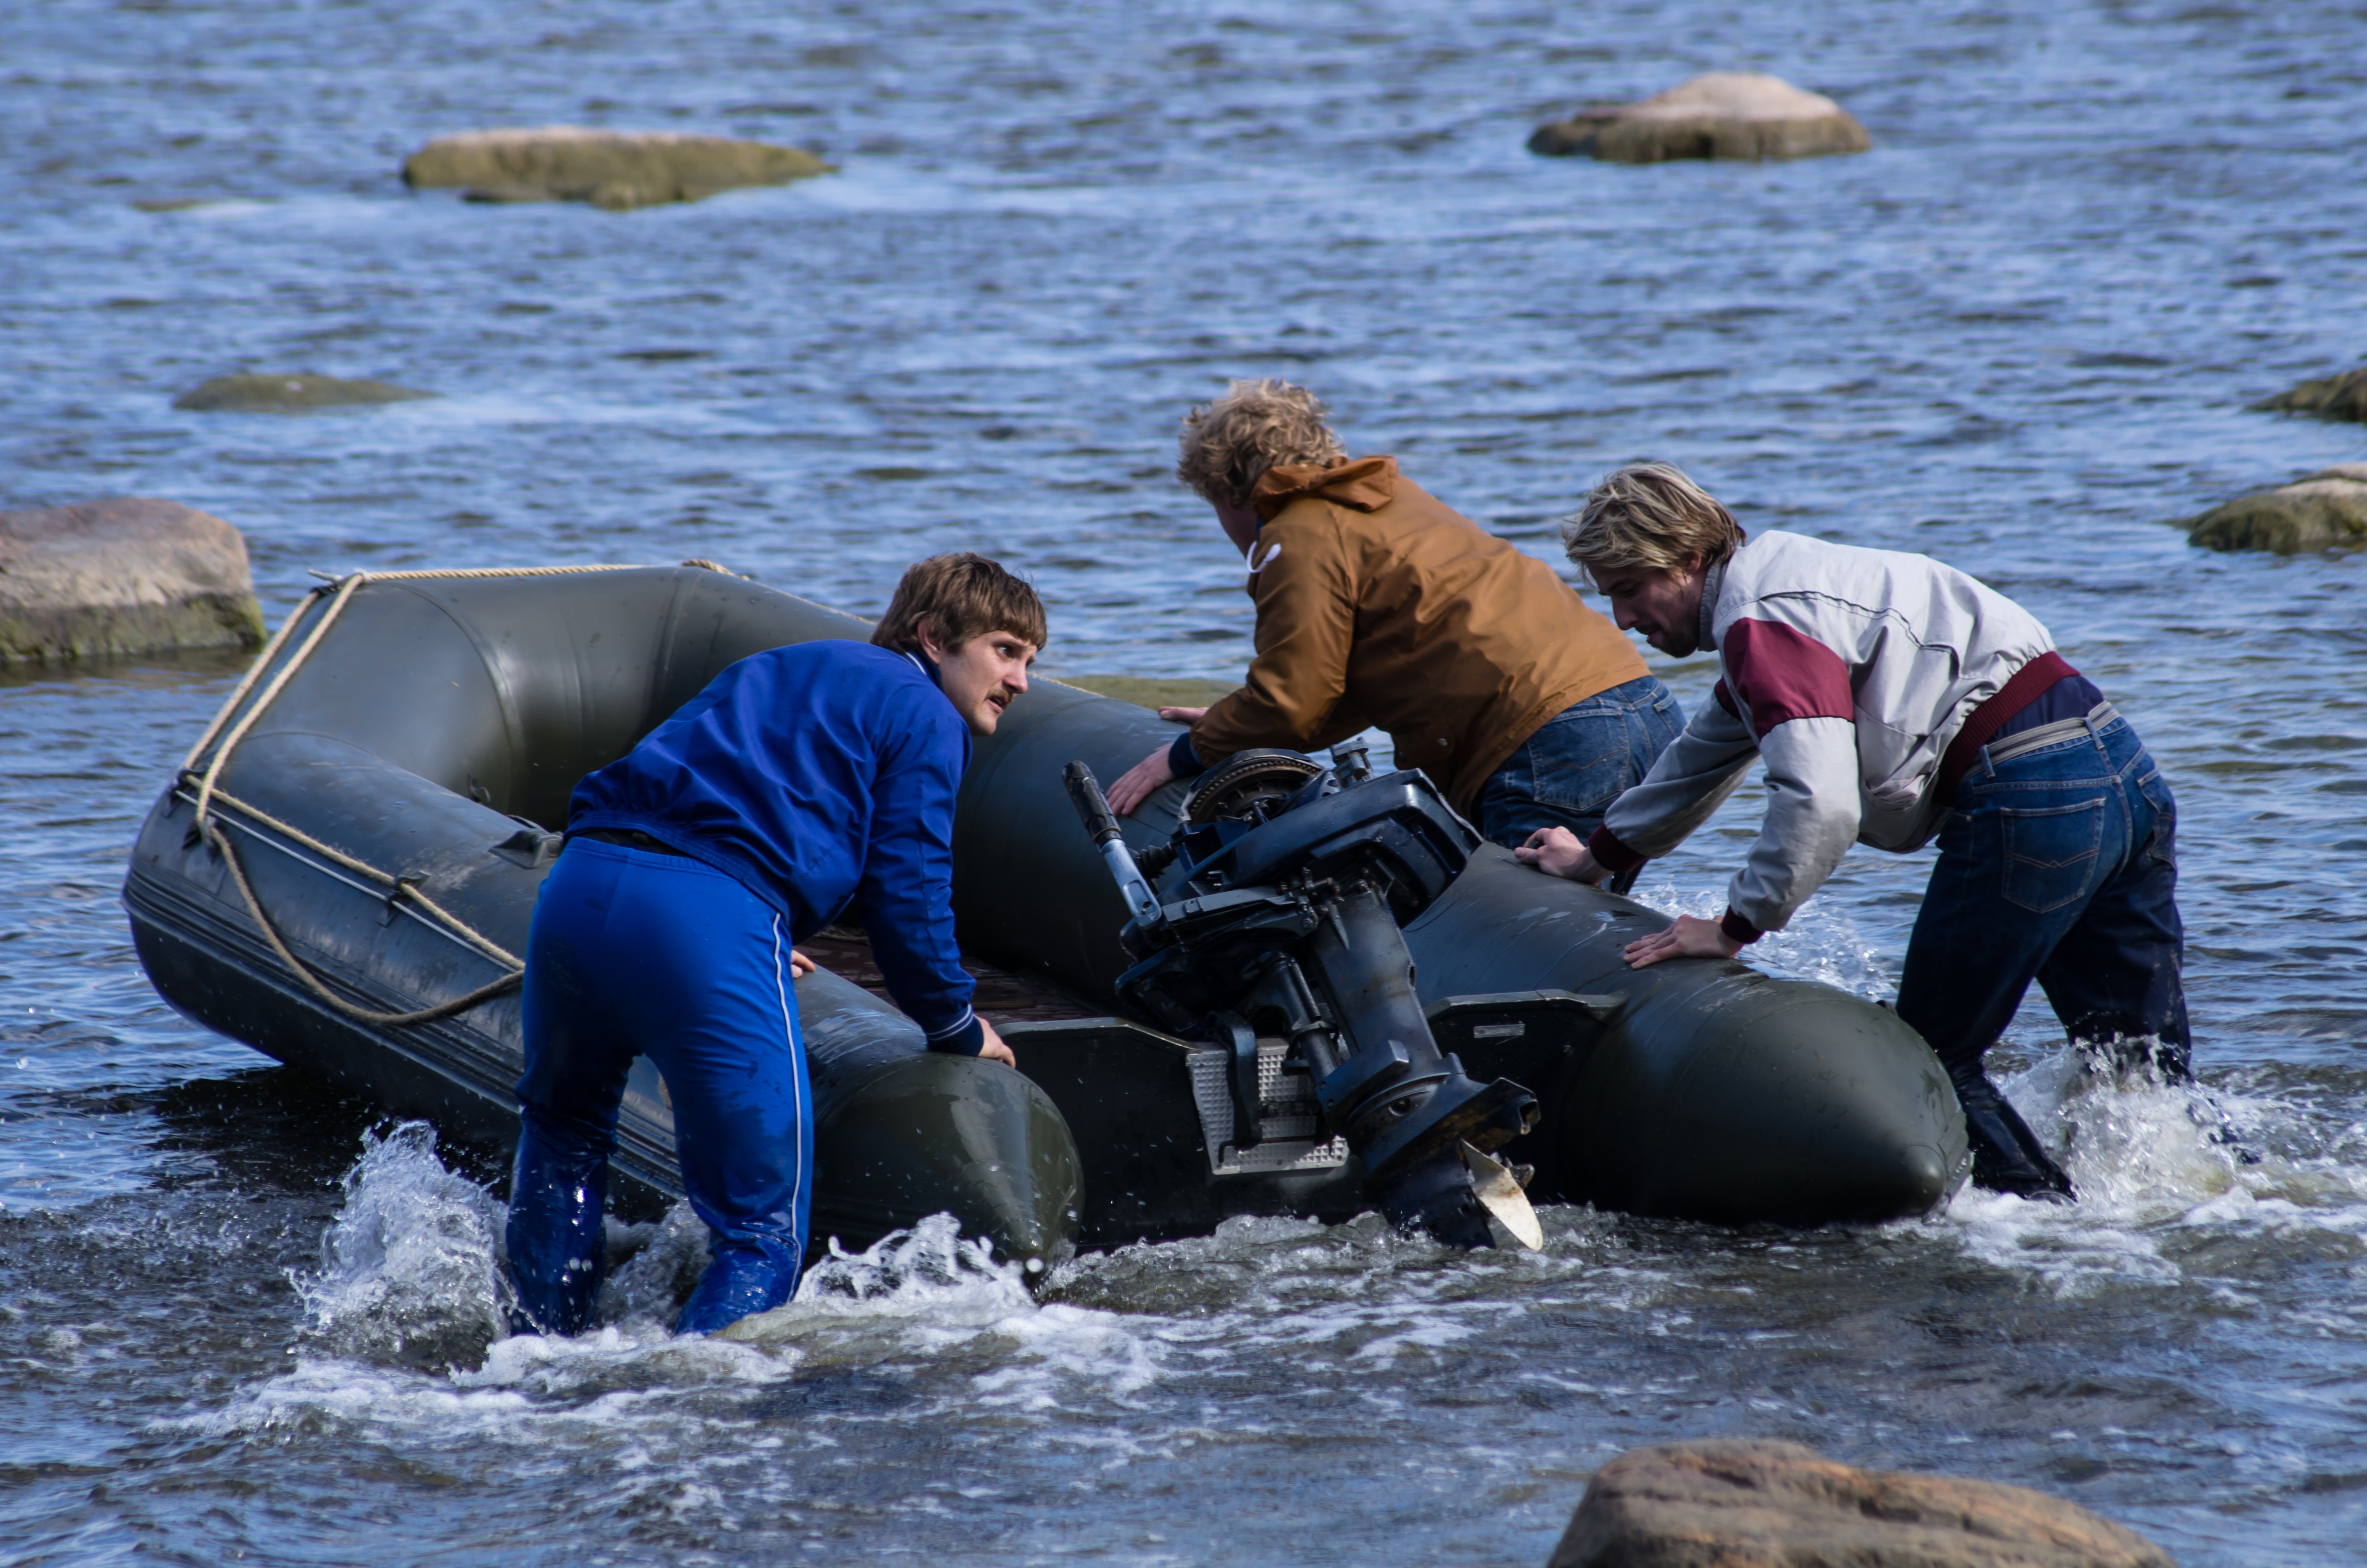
146, 1064, 477, 1196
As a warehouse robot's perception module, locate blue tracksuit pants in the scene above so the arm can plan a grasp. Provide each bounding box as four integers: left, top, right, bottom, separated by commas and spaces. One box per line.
508, 838, 814, 1336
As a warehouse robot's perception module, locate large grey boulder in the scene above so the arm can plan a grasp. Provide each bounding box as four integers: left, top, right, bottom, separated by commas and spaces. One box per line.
402, 127, 832, 211
175, 372, 432, 413
0, 499, 266, 663
2256, 365, 2367, 424
1548, 1440, 2175, 1568
1530, 73, 1871, 163
2185, 465, 2367, 554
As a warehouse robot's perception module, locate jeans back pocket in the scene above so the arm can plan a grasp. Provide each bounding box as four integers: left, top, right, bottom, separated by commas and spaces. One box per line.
2000, 798, 2106, 913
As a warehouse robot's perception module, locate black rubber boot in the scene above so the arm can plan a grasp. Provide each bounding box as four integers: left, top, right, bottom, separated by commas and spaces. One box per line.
1954, 1076, 2076, 1202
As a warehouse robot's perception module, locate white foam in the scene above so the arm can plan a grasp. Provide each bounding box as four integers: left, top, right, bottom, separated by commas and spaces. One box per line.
1933, 1052, 2367, 1297
293, 1122, 511, 1371
1624, 869, 2367, 1304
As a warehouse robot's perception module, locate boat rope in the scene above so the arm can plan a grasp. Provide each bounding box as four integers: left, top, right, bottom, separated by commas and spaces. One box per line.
180, 559, 740, 1027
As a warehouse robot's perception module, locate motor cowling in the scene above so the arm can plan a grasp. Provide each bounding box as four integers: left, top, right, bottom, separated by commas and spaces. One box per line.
1065, 750, 1542, 1251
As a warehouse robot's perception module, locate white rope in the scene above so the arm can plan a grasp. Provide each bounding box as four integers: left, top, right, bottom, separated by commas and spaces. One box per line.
191, 572, 367, 832
191, 782, 524, 970
178, 585, 327, 773
180, 560, 733, 1026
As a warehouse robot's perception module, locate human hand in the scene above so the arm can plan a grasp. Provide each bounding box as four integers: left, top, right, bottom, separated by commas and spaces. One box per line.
1156, 706, 1208, 725
977, 1018, 1017, 1068
1105, 743, 1177, 816
788, 948, 816, 979
1621, 914, 1743, 969
1514, 826, 1608, 883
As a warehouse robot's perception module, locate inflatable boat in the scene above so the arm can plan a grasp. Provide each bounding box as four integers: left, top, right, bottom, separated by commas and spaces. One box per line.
123, 563, 1966, 1273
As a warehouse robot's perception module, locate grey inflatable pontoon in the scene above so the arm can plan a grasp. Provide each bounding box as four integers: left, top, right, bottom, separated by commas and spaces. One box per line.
123, 563, 1966, 1275
122, 564, 1084, 1274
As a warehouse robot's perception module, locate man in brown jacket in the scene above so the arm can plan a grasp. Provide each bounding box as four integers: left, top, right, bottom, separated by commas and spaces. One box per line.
1107, 380, 1680, 847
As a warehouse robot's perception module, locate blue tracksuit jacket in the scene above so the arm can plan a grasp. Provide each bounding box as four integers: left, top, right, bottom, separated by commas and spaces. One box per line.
566, 639, 982, 1055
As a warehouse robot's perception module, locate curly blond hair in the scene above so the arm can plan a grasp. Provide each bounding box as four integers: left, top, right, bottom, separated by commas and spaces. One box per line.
1561, 462, 1746, 577
1174, 379, 1347, 509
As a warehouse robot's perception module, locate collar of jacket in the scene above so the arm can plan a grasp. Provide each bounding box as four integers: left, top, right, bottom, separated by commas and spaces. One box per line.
1697, 555, 1729, 653
903, 649, 945, 689
1250, 454, 1399, 524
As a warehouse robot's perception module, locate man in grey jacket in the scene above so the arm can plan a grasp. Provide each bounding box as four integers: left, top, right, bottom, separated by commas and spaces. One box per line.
1518, 463, 2190, 1202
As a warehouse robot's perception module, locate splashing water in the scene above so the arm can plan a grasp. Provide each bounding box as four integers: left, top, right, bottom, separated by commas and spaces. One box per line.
595, 1203, 712, 1329
293, 1121, 511, 1372
797, 1211, 1027, 1308
1930, 1048, 2367, 1310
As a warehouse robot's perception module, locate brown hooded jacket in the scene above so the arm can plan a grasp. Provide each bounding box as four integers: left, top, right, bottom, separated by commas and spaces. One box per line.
1186, 456, 1648, 812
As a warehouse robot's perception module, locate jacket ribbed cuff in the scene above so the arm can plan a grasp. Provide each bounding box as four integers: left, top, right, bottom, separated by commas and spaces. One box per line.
1166, 729, 1206, 778
925, 1009, 985, 1057
1719, 908, 1764, 947
1586, 825, 1647, 875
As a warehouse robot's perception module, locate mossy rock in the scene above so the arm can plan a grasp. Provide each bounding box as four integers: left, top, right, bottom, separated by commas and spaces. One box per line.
2255, 366, 2367, 424
0, 498, 265, 663
403, 127, 832, 212
2185, 465, 2367, 553
1530, 73, 1870, 164
175, 372, 432, 413
1053, 673, 1238, 710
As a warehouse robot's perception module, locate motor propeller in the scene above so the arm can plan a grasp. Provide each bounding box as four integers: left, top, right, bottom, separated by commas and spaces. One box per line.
1061, 749, 1543, 1252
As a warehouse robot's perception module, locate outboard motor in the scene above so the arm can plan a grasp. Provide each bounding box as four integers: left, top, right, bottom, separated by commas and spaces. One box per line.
1065, 745, 1543, 1251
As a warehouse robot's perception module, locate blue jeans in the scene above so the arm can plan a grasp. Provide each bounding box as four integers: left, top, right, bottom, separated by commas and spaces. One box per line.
1894, 711, 2188, 1190
1473, 676, 1685, 850
510, 839, 813, 1336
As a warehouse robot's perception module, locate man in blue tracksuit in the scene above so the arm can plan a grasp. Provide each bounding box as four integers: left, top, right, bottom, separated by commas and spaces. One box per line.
506, 553, 1046, 1337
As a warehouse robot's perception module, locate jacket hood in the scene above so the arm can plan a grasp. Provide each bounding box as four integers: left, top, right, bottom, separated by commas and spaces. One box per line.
1251, 455, 1398, 522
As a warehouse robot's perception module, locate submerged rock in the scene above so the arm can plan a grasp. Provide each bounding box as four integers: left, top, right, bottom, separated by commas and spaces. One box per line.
1056, 673, 1238, 709
2256, 365, 2367, 423
1548, 1440, 2175, 1568
0, 498, 266, 663
1529, 73, 1871, 163
174, 372, 432, 413
2185, 465, 2367, 554
401, 127, 832, 211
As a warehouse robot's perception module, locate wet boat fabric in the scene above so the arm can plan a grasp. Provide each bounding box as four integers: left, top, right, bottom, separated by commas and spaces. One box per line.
511, 839, 815, 1334
1180, 457, 1648, 814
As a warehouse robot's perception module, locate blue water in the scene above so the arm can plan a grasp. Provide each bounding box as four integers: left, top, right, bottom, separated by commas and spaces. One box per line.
3, 1, 2364, 1562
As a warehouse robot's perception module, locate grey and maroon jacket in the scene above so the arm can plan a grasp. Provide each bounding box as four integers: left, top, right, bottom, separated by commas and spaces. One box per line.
1587, 530, 2078, 942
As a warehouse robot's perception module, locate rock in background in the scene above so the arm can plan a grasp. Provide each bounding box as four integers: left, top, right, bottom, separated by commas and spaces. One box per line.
2185, 465, 2367, 554
402, 127, 833, 211
0, 499, 266, 663
175, 372, 432, 413
1057, 673, 1238, 709
2256, 365, 2367, 423
1530, 73, 1870, 163
1548, 1440, 2176, 1568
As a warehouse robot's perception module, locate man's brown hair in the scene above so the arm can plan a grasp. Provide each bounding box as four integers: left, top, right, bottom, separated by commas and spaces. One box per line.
1561, 462, 1746, 578
870, 552, 1048, 657
1174, 379, 1348, 509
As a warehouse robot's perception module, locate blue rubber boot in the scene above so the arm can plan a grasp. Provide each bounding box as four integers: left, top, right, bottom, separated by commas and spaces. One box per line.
676, 1237, 801, 1335
505, 1114, 611, 1336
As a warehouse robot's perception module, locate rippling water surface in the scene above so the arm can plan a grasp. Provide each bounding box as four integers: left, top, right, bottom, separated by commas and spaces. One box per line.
4, 1, 2365, 1563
